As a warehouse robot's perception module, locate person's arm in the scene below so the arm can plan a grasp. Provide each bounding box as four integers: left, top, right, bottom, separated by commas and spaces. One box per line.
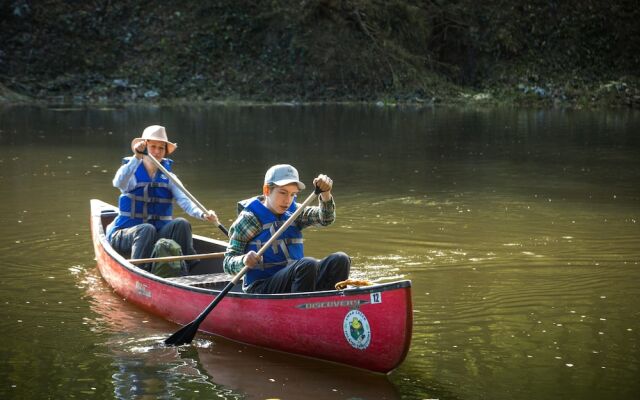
112, 157, 141, 192
295, 195, 335, 229
223, 212, 262, 274
295, 173, 336, 228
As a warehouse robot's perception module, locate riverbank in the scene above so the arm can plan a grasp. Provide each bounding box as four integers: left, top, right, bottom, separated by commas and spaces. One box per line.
1, 1, 638, 109
3, 77, 637, 109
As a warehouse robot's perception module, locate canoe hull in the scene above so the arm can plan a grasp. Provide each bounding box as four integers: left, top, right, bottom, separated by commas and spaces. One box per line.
90, 199, 412, 373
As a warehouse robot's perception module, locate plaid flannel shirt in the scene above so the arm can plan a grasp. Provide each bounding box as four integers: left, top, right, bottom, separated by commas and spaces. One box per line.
223, 196, 336, 274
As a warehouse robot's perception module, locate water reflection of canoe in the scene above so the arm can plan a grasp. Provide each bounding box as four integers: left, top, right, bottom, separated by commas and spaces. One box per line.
197, 340, 401, 400
90, 199, 413, 373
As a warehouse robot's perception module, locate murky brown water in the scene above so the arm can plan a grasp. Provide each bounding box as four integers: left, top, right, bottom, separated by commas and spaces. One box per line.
1, 105, 639, 399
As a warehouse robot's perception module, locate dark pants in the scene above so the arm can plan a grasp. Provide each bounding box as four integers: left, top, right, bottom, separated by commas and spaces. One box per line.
110, 218, 196, 267
245, 252, 351, 294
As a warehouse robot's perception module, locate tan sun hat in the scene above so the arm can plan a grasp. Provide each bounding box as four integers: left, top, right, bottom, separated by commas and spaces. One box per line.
131, 125, 178, 155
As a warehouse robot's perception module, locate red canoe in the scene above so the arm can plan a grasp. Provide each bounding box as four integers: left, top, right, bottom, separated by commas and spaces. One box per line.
90, 199, 413, 373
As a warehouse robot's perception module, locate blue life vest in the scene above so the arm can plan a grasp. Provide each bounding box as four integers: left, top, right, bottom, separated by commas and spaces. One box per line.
107, 157, 174, 240
239, 196, 305, 285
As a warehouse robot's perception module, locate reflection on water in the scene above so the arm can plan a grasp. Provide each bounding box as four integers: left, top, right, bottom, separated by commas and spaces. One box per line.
109, 341, 213, 400
0, 105, 639, 399
197, 344, 399, 400
81, 266, 240, 399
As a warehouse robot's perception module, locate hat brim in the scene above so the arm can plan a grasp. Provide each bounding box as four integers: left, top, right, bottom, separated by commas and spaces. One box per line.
272, 179, 306, 190
131, 138, 177, 155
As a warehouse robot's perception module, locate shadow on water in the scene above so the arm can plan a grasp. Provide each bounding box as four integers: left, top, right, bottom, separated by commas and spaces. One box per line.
80, 266, 400, 400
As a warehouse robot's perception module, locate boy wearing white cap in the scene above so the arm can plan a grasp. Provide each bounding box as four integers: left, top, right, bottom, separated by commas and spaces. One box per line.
224, 164, 350, 293
106, 125, 218, 268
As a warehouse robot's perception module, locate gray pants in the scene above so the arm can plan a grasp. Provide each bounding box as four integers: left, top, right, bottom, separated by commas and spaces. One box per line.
245, 252, 351, 294
110, 218, 196, 268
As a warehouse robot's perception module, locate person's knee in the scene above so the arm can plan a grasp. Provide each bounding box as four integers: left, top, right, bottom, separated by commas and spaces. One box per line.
295, 257, 319, 271
173, 217, 191, 229
332, 252, 351, 269
334, 251, 350, 262
293, 258, 314, 270
293, 258, 319, 281
291, 258, 318, 292
137, 223, 156, 235
331, 252, 351, 280
135, 224, 157, 242
172, 218, 193, 237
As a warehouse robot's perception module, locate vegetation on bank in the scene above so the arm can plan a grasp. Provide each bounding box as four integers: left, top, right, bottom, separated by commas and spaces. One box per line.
1, 0, 638, 108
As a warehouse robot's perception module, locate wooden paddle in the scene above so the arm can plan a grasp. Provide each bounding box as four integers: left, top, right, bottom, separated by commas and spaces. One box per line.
143, 149, 229, 236
128, 251, 225, 265
164, 185, 322, 346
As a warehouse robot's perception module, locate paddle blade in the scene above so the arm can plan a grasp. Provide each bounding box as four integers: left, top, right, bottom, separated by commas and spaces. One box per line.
164, 280, 236, 346
164, 321, 200, 346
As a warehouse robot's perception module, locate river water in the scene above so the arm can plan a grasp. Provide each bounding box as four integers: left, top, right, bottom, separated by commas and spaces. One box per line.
1, 105, 638, 400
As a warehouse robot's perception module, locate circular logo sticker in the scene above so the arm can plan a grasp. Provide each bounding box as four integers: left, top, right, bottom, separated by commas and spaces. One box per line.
343, 309, 371, 350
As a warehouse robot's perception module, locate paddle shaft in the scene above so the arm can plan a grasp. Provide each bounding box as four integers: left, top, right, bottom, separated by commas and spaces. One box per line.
128, 251, 225, 265
164, 186, 322, 345
143, 151, 229, 236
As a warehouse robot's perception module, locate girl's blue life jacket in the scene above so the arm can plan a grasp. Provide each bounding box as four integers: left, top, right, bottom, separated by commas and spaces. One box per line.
107, 157, 174, 240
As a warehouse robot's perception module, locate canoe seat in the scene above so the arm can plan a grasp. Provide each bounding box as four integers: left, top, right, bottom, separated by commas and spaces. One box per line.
165, 273, 235, 289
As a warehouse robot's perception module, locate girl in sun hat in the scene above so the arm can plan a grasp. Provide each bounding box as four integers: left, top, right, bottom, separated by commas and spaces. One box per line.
223, 164, 351, 294
106, 125, 218, 270
130, 125, 178, 155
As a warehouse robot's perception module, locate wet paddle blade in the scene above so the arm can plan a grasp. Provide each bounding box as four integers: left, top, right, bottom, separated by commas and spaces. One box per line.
164, 321, 200, 346
164, 280, 236, 346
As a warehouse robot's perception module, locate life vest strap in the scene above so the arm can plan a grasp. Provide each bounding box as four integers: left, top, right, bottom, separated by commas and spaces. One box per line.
134, 182, 170, 189
119, 211, 172, 221
124, 193, 172, 204
249, 238, 304, 256
255, 260, 288, 270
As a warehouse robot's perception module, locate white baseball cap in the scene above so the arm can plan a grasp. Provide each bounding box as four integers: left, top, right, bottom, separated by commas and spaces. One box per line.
264, 164, 306, 190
